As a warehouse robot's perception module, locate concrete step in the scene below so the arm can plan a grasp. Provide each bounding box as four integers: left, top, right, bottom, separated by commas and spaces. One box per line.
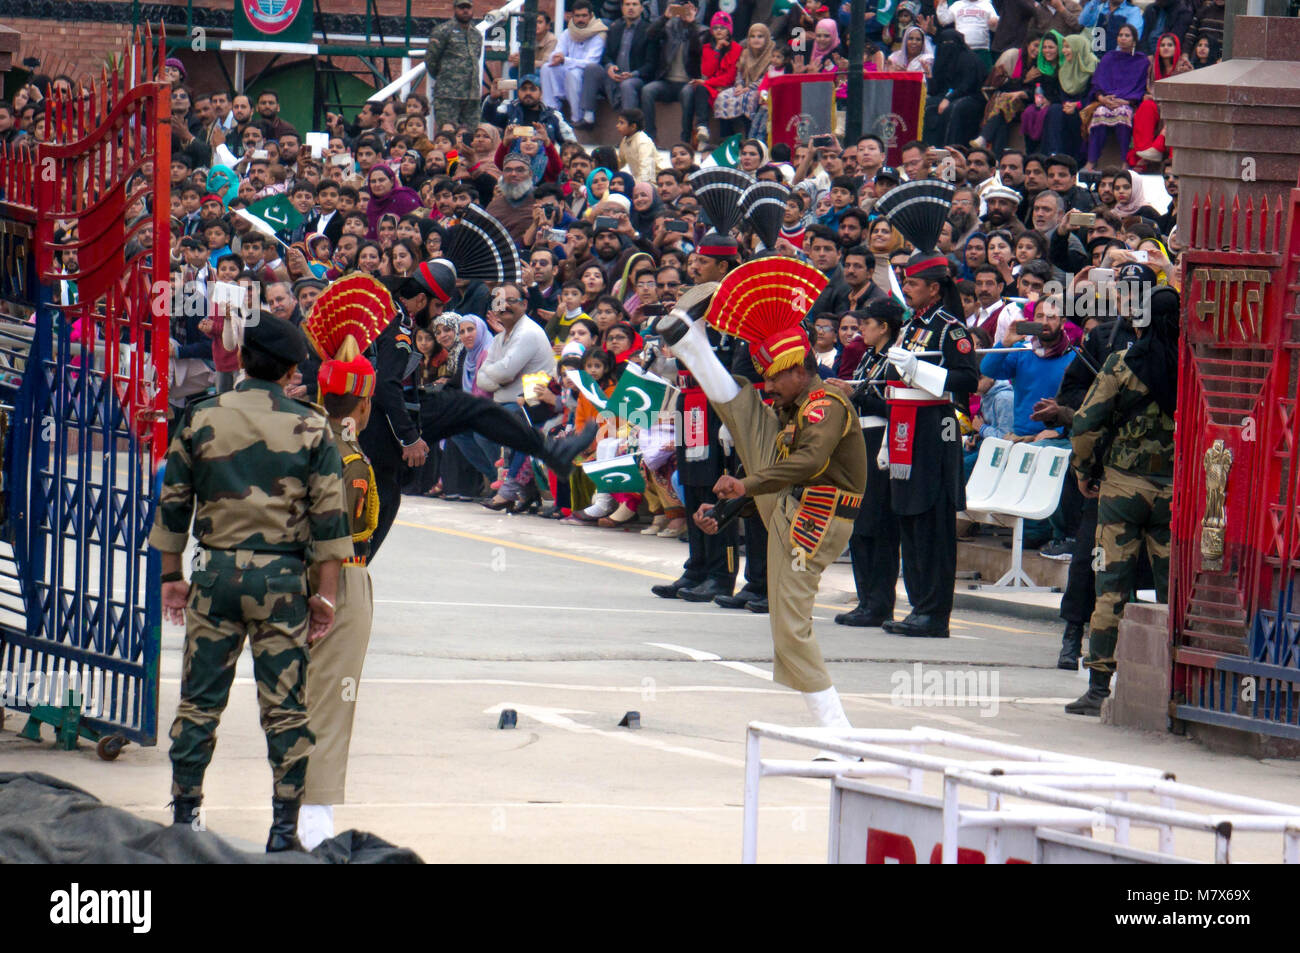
956, 532, 1070, 592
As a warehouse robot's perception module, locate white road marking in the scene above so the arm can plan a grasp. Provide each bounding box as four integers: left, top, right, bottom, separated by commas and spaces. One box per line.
375, 599, 770, 619
647, 642, 775, 681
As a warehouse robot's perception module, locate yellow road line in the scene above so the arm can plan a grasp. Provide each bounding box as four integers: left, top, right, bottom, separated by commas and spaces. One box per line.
395, 519, 1031, 632
394, 520, 677, 580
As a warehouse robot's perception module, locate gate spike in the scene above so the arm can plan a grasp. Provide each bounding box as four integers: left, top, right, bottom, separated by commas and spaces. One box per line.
1230, 195, 1239, 252
1243, 197, 1254, 253
1215, 195, 1226, 250
1258, 195, 1267, 253
1189, 192, 1199, 247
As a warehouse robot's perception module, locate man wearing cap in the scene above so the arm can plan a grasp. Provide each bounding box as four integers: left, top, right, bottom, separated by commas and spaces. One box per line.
659, 260, 867, 741
298, 352, 380, 849
487, 153, 538, 248
1065, 266, 1175, 715
426, 0, 485, 130
152, 315, 351, 853
488, 73, 567, 145
980, 183, 1027, 237
880, 234, 982, 639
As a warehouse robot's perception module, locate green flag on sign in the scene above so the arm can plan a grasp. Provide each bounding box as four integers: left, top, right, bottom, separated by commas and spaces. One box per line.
246, 194, 304, 234
564, 368, 609, 409
583, 453, 646, 493
605, 364, 670, 428
709, 134, 744, 169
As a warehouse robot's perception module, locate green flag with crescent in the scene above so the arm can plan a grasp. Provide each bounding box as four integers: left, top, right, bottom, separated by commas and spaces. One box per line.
605, 364, 670, 428
583, 454, 646, 493
564, 368, 609, 409
246, 194, 304, 234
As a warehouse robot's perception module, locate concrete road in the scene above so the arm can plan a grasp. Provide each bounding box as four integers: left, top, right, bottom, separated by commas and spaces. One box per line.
3, 496, 1298, 863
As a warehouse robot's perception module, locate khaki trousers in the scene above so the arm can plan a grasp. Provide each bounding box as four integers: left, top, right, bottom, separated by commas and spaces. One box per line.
716, 384, 846, 692
303, 566, 373, 805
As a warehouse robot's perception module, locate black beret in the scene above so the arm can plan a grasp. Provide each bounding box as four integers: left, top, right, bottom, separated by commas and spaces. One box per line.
244, 314, 309, 364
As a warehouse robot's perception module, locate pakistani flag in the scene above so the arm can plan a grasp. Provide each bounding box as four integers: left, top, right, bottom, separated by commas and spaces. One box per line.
877, 0, 897, 26
565, 368, 608, 409
583, 454, 646, 493
605, 364, 670, 429
709, 134, 744, 169
887, 260, 910, 320
246, 194, 304, 236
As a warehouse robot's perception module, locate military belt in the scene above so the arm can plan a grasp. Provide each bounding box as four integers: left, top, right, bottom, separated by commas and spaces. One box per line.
859, 415, 887, 429
791, 485, 863, 520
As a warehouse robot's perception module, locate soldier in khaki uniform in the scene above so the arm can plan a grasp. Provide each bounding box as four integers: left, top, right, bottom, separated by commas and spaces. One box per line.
152, 316, 353, 853
298, 353, 381, 849
660, 258, 868, 737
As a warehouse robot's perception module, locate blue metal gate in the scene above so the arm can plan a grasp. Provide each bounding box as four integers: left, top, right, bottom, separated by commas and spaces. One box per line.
0, 27, 171, 749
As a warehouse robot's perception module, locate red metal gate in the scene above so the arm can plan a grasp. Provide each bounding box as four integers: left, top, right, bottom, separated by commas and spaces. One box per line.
0, 26, 170, 748
1171, 177, 1300, 739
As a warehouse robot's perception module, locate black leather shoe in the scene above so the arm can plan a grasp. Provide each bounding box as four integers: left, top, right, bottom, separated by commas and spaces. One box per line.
715, 588, 761, 609
651, 577, 696, 600
266, 797, 306, 853
678, 579, 731, 603
1057, 622, 1085, 670
1065, 669, 1113, 716
543, 422, 599, 478
835, 607, 890, 627
881, 612, 920, 634
746, 596, 769, 613
171, 795, 202, 827
889, 614, 949, 638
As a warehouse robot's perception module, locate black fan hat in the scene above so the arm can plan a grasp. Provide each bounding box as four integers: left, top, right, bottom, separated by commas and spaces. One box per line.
740, 181, 790, 250
442, 204, 524, 285
874, 179, 956, 280
687, 167, 756, 235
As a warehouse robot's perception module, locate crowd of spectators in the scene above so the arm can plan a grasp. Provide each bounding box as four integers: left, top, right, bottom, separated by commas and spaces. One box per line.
3, 0, 1217, 558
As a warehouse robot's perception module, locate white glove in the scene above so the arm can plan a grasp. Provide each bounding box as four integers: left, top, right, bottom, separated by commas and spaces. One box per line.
719, 424, 734, 454
876, 439, 889, 471
888, 346, 917, 383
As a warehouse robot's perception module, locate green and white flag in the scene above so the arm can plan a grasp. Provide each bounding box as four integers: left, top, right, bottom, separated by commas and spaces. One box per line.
564, 368, 608, 409
605, 363, 670, 427
583, 453, 646, 493
709, 134, 744, 169
245, 194, 304, 234
887, 260, 911, 320
877, 0, 897, 26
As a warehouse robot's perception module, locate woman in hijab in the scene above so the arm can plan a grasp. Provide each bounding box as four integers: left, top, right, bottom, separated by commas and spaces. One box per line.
1041, 32, 1099, 161
577, 167, 611, 220
715, 22, 775, 139
1083, 23, 1149, 171
973, 34, 1047, 155
609, 169, 636, 197
365, 165, 422, 240
494, 125, 562, 184
804, 18, 841, 74
958, 232, 988, 281
628, 185, 664, 238
468, 123, 502, 178
923, 29, 987, 148
1127, 32, 1192, 170
398, 148, 428, 193
886, 26, 934, 75
1111, 169, 1159, 221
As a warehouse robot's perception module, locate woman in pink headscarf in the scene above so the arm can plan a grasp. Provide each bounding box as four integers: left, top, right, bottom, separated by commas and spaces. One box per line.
685, 11, 741, 147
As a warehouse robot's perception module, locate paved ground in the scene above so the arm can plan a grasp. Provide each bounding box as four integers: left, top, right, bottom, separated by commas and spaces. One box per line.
3, 496, 1298, 863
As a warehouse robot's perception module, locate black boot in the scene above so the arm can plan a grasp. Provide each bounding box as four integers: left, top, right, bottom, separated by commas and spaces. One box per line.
651, 576, 698, 599
1065, 669, 1112, 716
266, 797, 307, 853
1057, 623, 1085, 670
542, 422, 599, 478
745, 596, 769, 613
171, 795, 202, 827
835, 606, 890, 627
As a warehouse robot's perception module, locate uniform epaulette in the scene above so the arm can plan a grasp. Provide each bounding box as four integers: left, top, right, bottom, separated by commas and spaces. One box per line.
287, 397, 329, 418
938, 308, 962, 324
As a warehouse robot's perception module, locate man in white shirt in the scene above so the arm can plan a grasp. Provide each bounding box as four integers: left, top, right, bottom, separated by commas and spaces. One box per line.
476, 284, 555, 404
936, 0, 999, 65
540, 0, 608, 126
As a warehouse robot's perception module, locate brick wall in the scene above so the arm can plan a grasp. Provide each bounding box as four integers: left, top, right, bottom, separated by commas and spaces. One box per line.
9, 17, 137, 85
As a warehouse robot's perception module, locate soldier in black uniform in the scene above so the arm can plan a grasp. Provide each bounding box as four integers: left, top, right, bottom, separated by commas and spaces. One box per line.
715, 341, 770, 614
829, 299, 904, 628
653, 234, 745, 604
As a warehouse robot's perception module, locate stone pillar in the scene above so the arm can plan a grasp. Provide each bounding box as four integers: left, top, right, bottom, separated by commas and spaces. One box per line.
1157, 16, 1300, 242
1101, 604, 1172, 733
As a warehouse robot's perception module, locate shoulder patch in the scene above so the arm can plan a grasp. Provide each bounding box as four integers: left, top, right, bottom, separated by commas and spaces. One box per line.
804, 404, 827, 424
807, 387, 826, 401
955, 337, 973, 354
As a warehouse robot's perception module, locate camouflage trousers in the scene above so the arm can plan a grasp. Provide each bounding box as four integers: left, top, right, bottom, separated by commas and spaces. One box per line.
1084, 467, 1172, 674
433, 97, 480, 130
170, 549, 314, 801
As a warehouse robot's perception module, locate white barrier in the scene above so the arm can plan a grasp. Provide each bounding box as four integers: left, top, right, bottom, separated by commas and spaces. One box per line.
742, 723, 1300, 864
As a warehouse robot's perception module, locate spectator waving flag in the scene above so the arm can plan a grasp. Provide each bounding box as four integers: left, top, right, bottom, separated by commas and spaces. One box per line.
245, 194, 304, 236
877, 0, 897, 25
583, 454, 646, 493
565, 367, 609, 409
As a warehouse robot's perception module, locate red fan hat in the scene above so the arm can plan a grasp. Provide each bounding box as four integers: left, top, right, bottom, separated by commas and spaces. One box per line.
318, 354, 376, 398
702, 258, 828, 377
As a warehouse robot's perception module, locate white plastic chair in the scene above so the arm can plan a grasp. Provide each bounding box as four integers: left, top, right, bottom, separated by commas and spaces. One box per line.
963, 438, 1012, 510
965, 443, 1071, 591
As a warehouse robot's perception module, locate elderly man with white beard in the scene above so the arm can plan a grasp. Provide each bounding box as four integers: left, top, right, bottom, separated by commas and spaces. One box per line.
486, 153, 537, 248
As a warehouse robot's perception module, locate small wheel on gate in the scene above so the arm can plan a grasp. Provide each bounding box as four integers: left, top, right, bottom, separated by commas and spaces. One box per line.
96, 734, 126, 761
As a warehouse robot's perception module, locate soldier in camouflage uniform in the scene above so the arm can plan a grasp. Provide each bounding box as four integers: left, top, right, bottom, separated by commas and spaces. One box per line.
151, 317, 353, 852
426, 0, 485, 130
1066, 267, 1179, 716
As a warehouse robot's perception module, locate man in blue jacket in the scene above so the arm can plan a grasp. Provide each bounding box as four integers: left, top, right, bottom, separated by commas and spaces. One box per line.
1080, 0, 1144, 49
